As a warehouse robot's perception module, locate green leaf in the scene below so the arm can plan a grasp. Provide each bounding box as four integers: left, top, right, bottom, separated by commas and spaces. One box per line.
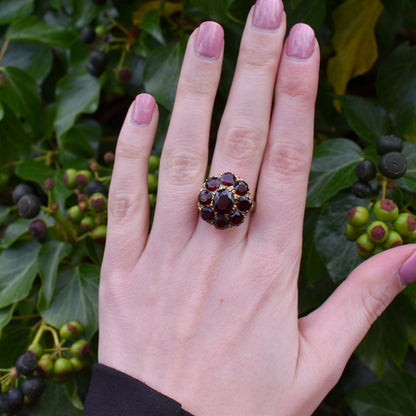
0, 207, 11, 227
58, 118, 101, 169
0, 218, 31, 249
286, 0, 327, 29
0, 67, 41, 134
340, 95, 392, 144
347, 362, 416, 415
54, 73, 100, 138
307, 138, 364, 207
40, 264, 99, 337
15, 160, 56, 187
0, 0, 34, 25
143, 38, 187, 111
0, 41, 53, 83
0, 305, 15, 338
0, 327, 33, 368
397, 142, 416, 192
0, 240, 41, 309
376, 43, 416, 140
38, 241, 72, 309
314, 193, 369, 284
6, 16, 76, 48
186, 0, 238, 23
140, 9, 165, 44
355, 294, 416, 376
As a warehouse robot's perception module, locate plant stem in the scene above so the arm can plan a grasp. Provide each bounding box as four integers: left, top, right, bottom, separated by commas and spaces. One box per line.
11, 313, 40, 321
32, 319, 47, 345
0, 39, 10, 62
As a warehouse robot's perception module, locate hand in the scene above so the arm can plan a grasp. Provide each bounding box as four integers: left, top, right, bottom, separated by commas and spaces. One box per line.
98, 0, 416, 414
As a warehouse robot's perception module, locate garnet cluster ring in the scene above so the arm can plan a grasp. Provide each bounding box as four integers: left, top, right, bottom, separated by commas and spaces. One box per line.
197, 172, 254, 230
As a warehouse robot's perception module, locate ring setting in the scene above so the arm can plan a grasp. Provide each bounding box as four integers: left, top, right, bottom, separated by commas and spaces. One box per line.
198, 172, 254, 230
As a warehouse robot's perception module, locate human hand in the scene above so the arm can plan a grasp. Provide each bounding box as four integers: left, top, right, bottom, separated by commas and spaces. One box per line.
97, 0, 416, 414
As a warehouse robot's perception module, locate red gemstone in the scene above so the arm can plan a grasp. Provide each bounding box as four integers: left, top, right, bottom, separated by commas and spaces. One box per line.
214, 215, 229, 229
214, 189, 234, 214
237, 196, 252, 212
230, 211, 244, 226
205, 177, 220, 191
220, 172, 236, 186
234, 180, 248, 196
198, 190, 212, 205
200, 207, 214, 222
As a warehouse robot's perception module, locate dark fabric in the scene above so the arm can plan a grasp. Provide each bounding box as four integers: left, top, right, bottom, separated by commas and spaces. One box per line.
84, 363, 194, 416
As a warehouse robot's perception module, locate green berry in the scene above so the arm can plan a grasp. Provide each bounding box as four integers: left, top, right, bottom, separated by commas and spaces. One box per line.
345, 223, 363, 241
367, 221, 389, 243
148, 155, 160, 173
373, 245, 384, 255
148, 193, 157, 209
68, 205, 83, 223
70, 357, 86, 373
59, 320, 84, 341
382, 230, 403, 249
71, 340, 90, 359
89, 193, 107, 211
37, 355, 54, 378
95, 25, 107, 37
80, 216, 95, 231
347, 206, 369, 227
17, 194, 41, 218
75, 170, 93, 187
28, 343, 43, 359
378, 152, 407, 180
356, 233, 375, 257
148, 174, 158, 193
373, 199, 399, 222
394, 213, 416, 238
63, 168, 78, 189
54, 357, 73, 377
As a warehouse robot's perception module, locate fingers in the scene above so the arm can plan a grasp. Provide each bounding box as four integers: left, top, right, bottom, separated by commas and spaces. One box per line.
102, 94, 158, 278
149, 22, 224, 247
251, 24, 319, 251
297, 245, 416, 392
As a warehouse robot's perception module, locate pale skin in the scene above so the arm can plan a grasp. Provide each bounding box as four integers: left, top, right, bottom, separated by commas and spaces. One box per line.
98, 1, 416, 415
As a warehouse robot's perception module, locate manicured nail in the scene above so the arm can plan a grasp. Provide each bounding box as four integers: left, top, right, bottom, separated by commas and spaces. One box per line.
398, 251, 416, 286
132, 94, 156, 125
194, 21, 224, 59
252, 0, 283, 30
286, 23, 315, 59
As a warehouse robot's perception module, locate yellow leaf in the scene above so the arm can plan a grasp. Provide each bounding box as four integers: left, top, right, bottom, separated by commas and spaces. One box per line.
133, 0, 184, 25
327, 0, 383, 103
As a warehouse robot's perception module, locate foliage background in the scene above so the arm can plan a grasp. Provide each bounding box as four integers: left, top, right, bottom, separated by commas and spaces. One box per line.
0, 0, 416, 414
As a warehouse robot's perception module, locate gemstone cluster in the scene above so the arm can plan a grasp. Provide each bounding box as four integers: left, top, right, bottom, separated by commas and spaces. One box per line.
198, 172, 253, 230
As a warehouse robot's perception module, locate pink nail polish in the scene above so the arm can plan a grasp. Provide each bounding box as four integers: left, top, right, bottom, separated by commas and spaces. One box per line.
398, 251, 416, 286
286, 23, 315, 59
252, 0, 283, 30
194, 21, 224, 59
132, 94, 156, 125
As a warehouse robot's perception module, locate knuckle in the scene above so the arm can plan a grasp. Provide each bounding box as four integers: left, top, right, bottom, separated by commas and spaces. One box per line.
116, 139, 148, 162
108, 190, 145, 221
278, 69, 315, 100
178, 73, 216, 100
239, 42, 279, 73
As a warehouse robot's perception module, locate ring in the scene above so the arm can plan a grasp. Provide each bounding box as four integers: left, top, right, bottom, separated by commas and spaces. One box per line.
197, 172, 254, 230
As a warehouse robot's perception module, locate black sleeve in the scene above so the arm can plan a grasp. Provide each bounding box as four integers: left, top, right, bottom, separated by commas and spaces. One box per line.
83, 363, 194, 416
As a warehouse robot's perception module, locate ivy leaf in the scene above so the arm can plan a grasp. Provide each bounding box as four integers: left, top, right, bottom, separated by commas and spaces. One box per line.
40, 264, 99, 338
0, 0, 34, 25
0, 305, 15, 338
0, 67, 41, 134
16, 160, 56, 187
346, 362, 416, 415
376, 43, 416, 140
314, 193, 369, 284
54, 73, 100, 138
143, 38, 187, 111
340, 95, 392, 144
286, 0, 327, 29
327, 0, 383, 100
38, 241, 72, 309
0, 240, 41, 309
0, 327, 33, 368
6, 16, 75, 48
397, 142, 416, 192
140, 9, 165, 44
307, 138, 364, 208
186, 0, 238, 23
0, 218, 30, 249
0, 207, 11, 227
355, 294, 416, 377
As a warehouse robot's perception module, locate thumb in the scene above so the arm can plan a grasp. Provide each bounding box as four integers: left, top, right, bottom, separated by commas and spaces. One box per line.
298, 245, 416, 388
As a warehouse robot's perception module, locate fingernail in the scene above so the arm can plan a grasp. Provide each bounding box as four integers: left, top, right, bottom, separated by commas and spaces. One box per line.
132, 94, 156, 125
194, 21, 224, 59
398, 251, 416, 286
252, 0, 283, 30
286, 23, 315, 59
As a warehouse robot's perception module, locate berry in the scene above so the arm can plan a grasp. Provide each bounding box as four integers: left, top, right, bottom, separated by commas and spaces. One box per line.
21, 377, 46, 400
394, 213, 416, 238
12, 183, 34, 203
0, 394, 8, 413
16, 351, 38, 376
75, 170, 93, 187
86, 179, 107, 196
89, 193, 107, 211
373, 199, 399, 222
28, 343, 43, 359
351, 181, 372, 199
80, 216, 95, 231
382, 230, 403, 249
92, 225, 107, 244
148, 155, 160, 173
355, 159, 376, 182
376, 135, 403, 155
95, 25, 108, 37
2, 388, 24, 414
70, 356, 86, 373
28, 219, 47, 239
356, 233, 374, 258
148, 193, 157, 208
0, 73, 8, 86
104, 151, 115, 164
367, 221, 389, 243
378, 152, 407, 180
117, 67, 132, 83
71, 340, 90, 359
63, 168, 78, 189
17, 194, 41, 218
344, 223, 363, 241
44, 178, 55, 190
54, 357, 73, 377
80, 26, 96, 43
347, 206, 369, 227
373, 245, 384, 255
87, 51, 107, 78
148, 174, 158, 193
68, 205, 83, 223
59, 320, 84, 341
36, 355, 54, 378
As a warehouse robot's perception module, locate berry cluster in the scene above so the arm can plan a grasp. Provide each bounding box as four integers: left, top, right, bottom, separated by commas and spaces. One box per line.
351, 135, 407, 198
0, 320, 90, 415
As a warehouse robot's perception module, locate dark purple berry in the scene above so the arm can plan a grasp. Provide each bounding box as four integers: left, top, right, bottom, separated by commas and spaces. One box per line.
2, 388, 24, 413
17, 194, 41, 218
12, 183, 34, 203
87, 50, 107, 78
29, 219, 47, 239
80, 26, 96, 43
376, 135, 403, 155
89, 193, 107, 211
117, 67, 132, 83
16, 351, 38, 376
44, 178, 55, 190
21, 377, 46, 400
351, 181, 372, 199
86, 179, 107, 196
354, 159, 376, 182
378, 152, 407, 180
